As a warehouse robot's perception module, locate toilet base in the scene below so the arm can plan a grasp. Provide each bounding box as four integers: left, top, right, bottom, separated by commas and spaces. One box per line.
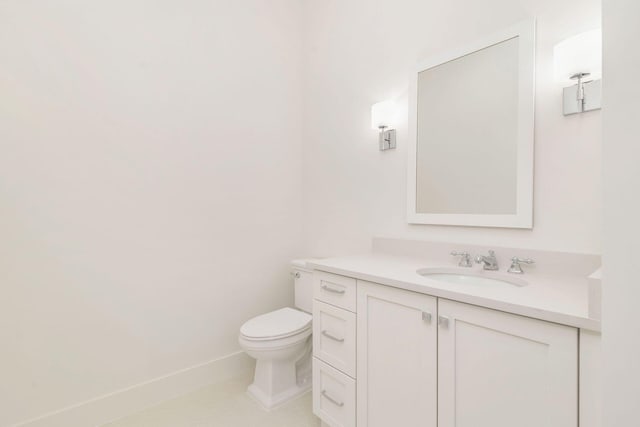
247, 380, 311, 411
245, 343, 312, 411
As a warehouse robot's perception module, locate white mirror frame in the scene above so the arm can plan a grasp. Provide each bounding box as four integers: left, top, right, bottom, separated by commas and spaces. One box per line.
407, 19, 536, 229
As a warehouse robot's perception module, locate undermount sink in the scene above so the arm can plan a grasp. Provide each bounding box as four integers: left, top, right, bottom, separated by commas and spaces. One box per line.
417, 268, 527, 287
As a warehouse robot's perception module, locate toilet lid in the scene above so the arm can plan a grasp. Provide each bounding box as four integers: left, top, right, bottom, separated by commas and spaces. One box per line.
240, 307, 312, 340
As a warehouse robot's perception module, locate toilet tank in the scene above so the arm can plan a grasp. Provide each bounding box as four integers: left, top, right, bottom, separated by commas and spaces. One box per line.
291, 259, 316, 314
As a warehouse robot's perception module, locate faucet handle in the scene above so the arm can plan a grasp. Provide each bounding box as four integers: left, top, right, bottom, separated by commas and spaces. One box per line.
451, 251, 472, 268
508, 257, 535, 274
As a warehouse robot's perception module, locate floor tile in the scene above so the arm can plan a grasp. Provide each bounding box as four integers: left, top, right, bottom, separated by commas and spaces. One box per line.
104, 373, 321, 427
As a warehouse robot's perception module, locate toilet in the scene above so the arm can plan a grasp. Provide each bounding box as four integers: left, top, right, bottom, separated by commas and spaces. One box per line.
238, 260, 314, 410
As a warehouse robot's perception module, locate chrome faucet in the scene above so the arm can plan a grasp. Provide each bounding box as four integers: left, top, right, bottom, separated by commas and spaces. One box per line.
451, 251, 472, 267
475, 250, 499, 271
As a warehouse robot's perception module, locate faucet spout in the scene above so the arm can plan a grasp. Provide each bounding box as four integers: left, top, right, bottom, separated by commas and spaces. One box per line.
475, 250, 499, 271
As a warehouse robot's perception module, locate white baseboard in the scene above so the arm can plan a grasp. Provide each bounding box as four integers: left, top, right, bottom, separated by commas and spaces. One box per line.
14, 351, 254, 427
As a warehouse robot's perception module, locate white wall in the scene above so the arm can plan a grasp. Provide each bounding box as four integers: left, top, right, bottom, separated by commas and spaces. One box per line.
602, 0, 640, 424
0, 1, 303, 425
302, 0, 602, 256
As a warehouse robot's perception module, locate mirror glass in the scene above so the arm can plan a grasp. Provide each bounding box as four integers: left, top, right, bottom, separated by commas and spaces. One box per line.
408, 20, 535, 228
417, 38, 518, 215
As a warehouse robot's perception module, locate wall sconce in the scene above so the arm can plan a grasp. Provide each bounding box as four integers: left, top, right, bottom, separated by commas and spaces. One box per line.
554, 29, 602, 115
371, 100, 397, 151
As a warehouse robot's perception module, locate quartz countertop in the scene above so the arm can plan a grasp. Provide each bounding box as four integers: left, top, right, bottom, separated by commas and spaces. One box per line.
307, 253, 600, 331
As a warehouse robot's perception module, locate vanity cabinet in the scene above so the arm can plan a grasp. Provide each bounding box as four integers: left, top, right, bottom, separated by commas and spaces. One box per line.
313, 275, 582, 427
438, 298, 578, 427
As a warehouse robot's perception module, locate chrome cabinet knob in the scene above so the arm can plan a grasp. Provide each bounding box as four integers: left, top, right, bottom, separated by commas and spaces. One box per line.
438, 316, 450, 328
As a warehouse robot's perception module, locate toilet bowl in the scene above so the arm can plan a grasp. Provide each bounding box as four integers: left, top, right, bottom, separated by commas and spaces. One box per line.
238, 260, 315, 410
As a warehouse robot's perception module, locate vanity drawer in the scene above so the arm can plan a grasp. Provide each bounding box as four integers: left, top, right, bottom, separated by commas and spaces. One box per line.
314, 272, 357, 312
313, 357, 356, 427
313, 300, 356, 378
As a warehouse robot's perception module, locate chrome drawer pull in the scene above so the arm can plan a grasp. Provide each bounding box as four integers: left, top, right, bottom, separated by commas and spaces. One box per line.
321, 390, 345, 407
321, 284, 346, 294
321, 330, 345, 342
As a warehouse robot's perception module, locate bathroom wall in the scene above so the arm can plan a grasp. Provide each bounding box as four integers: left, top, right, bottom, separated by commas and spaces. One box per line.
301, 0, 602, 256
602, 0, 640, 424
0, 1, 303, 425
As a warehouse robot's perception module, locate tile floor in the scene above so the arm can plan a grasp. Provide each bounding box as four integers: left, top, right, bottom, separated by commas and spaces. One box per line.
104, 373, 321, 427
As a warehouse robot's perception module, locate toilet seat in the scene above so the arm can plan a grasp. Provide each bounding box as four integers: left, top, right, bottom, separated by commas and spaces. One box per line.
240, 307, 312, 341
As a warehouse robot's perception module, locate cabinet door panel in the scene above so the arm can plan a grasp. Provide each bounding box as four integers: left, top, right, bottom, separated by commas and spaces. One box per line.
357, 281, 437, 427
438, 299, 578, 427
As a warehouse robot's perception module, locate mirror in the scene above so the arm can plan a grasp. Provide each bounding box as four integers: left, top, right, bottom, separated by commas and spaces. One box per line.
407, 20, 535, 228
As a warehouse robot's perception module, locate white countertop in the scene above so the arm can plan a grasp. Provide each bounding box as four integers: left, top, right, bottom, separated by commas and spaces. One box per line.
308, 253, 600, 331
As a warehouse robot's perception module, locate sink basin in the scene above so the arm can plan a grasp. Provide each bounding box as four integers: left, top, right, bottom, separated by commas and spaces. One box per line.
417, 268, 527, 287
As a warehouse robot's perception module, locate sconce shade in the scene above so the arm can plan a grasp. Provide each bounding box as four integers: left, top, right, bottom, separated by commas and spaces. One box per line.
371, 100, 397, 130
554, 28, 602, 83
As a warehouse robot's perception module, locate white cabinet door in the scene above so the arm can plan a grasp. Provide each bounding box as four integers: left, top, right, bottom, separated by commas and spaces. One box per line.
357, 281, 437, 427
438, 299, 578, 427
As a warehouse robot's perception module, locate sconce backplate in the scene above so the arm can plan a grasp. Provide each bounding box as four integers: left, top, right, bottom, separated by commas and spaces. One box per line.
379, 129, 397, 151
563, 79, 602, 115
